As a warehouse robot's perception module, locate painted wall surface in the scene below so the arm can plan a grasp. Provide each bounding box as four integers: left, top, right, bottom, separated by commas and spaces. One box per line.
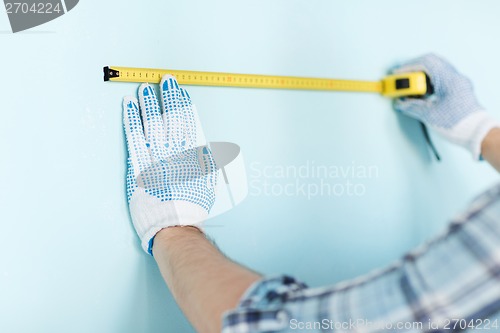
1, 1, 499, 332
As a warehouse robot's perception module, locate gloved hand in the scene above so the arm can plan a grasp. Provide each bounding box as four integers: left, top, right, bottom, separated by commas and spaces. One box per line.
123, 75, 217, 254
392, 53, 500, 160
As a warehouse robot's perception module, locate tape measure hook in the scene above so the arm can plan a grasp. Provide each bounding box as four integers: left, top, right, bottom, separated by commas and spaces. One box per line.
103, 66, 120, 82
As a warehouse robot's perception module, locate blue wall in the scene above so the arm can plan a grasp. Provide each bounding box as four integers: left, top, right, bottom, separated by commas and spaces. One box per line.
1, 1, 499, 332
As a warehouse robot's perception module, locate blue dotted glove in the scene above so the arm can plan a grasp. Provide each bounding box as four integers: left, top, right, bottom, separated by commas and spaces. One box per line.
123, 75, 217, 254
392, 54, 500, 159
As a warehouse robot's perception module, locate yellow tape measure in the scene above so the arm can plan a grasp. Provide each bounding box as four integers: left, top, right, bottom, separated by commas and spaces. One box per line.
103, 66, 431, 98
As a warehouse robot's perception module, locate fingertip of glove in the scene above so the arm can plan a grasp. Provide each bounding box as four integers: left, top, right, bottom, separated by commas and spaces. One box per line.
392, 99, 405, 113
406, 53, 450, 73
161, 74, 179, 91
139, 83, 155, 98
123, 96, 140, 129
123, 95, 138, 109
388, 53, 440, 75
421, 52, 444, 62
180, 87, 191, 98
393, 98, 428, 119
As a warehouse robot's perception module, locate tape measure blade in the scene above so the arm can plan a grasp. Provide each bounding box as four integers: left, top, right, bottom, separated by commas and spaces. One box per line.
104, 66, 382, 93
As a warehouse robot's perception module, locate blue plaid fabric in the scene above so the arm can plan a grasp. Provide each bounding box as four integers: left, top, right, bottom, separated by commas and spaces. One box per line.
222, 184, 500, 332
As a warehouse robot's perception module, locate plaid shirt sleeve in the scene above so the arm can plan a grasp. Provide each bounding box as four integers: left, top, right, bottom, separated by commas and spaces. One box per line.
222, 184, 500, 333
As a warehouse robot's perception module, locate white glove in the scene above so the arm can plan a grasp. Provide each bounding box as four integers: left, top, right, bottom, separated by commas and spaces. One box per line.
123, 75, 217, 254
392, 54, 500, 160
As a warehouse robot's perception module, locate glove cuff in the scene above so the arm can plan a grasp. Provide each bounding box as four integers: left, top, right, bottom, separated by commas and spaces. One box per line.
465, 112, 500, 160
433, 111, 500, 160
130, 196, 208, 254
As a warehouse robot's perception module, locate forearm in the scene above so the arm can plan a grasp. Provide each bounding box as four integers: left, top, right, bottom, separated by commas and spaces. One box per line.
481, 127, 500, 172
153, 227, 261, 333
